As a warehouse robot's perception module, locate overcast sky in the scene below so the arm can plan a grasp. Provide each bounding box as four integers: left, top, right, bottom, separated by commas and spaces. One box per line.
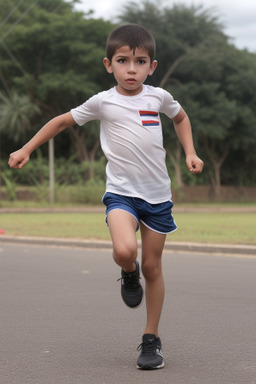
73, 0, 256, 53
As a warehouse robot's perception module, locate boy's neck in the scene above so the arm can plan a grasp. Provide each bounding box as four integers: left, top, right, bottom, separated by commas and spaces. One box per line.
115, 84, 145, 97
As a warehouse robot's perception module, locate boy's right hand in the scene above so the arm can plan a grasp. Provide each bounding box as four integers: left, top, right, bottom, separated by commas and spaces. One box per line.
8, 148, 30, 169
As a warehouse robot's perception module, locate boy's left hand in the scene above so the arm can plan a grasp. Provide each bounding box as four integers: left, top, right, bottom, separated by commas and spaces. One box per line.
186, 154, 204, 174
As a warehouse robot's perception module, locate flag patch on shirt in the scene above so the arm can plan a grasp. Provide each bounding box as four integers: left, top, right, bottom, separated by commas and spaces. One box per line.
139, 111, 160, 127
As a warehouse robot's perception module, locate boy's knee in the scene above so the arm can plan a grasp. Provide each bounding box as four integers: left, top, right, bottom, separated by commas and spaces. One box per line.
113, 243, 137, 265
142, 259, 162, 282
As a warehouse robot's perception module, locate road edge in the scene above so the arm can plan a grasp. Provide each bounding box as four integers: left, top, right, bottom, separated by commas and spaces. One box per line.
1, 235, 256, 256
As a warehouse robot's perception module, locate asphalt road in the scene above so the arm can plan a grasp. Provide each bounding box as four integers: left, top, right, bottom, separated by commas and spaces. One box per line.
1, 243, 256, 384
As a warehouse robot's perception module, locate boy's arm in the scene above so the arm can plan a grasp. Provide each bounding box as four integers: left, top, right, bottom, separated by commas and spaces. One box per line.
172, 107, 204, 174
8, 112, 76, 169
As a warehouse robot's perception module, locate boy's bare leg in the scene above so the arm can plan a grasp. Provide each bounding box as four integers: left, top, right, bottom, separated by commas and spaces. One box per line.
107, 209, 138, 272
140, 223, 166, 337
107, 209, 143, 309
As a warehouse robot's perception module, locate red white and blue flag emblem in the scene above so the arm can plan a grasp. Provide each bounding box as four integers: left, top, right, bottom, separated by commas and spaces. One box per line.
139, 111, 160, 127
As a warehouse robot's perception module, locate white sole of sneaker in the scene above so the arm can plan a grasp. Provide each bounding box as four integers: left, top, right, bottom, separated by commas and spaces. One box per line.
137, 361, 165, 370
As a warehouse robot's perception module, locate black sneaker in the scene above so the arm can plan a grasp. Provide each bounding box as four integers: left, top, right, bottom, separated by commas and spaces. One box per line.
118, 260, 143, 308
137, 334, 165, 370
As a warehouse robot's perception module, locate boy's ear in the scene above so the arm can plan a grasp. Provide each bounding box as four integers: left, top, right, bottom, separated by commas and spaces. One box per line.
103, 57, 113, 73
149, 60, 158, 76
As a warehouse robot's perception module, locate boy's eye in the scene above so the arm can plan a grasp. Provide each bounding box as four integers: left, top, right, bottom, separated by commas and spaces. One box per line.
117, 58, 126, 63
138, 59, 146, 64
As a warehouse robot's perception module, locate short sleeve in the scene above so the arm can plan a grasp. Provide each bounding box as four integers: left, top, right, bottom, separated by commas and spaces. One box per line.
159, 89, 181, 119
70, 94, 100, 126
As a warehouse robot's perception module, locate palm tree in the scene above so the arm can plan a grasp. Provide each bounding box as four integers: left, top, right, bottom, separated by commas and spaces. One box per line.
0, 90, 40, 141
0, 90, 56, 203
0, 90, 49, 201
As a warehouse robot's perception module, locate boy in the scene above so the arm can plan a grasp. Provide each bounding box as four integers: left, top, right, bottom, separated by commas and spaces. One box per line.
8, 24, 204, 370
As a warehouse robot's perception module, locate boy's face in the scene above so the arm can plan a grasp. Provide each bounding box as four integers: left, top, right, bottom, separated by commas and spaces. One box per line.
103, 46, 157, 96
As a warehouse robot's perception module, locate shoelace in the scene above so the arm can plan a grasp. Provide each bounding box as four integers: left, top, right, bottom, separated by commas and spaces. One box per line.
137, 339, 158, 355
117, 272, 141, 291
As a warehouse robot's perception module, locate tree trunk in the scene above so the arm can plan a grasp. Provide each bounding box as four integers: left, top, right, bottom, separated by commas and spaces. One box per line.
205, 139, 229, 198
68, 126, 100, 180
159, 55, 186, 88
211, 161, 221, 198
166, 141, 184, 187
69, 127, 89, 162
175, 142, 184, 187
88, 139, 101, 179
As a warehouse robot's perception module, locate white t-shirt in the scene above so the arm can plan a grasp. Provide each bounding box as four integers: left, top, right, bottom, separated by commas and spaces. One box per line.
71, 85, 181, 204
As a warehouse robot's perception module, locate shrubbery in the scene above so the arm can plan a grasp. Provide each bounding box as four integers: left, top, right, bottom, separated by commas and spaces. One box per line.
0, 157, 106, 204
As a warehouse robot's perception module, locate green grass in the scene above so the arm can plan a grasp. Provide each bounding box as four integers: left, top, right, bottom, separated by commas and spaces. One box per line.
168, 213, 256, 244
1, 211, 255, 245
0, 213, 109, 240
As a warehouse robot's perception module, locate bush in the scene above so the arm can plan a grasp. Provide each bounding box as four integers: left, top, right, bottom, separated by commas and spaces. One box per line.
54, 179, 106, 204
1, 171, 16, 201
0, 155, 106, 186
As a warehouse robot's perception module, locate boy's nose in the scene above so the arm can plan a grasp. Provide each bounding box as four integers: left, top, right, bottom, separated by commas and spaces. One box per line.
128, 63, 136, 73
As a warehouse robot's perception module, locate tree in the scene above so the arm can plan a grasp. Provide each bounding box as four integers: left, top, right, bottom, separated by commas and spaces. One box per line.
118, 1, 228, 188
118, 2, 225, 86
0, 90, 40, 142
179, 82, 238, 196
0, 0, 114, 171
172, 38, 256, 195
118, 1, 256, 194
69, 120, 101, 179
1, 0, 256, 193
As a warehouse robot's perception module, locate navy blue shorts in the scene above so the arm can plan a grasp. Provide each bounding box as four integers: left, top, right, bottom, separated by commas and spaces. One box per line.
102, 192, 177, 234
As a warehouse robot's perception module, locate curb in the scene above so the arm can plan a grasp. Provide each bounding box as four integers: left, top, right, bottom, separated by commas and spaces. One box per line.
0, 235, 256, 256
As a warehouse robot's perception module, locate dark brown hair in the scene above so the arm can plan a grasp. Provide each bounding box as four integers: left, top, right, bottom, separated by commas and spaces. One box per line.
106, 24, 156, 63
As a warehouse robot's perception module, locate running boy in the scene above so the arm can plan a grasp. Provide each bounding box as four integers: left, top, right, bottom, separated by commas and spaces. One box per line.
8, 24, 204, 370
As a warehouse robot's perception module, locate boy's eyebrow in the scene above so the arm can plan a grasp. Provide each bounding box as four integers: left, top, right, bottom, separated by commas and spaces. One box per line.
115, 54, 149, 59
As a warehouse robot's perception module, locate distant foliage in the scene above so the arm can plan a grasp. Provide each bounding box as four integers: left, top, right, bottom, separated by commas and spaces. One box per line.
0, 0, 256, 195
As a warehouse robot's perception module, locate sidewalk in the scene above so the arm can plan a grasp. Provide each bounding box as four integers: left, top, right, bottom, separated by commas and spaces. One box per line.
1, 234, 256, 256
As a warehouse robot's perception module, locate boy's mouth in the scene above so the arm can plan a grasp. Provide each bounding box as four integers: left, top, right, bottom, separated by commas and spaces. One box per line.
126, 78, 136, 84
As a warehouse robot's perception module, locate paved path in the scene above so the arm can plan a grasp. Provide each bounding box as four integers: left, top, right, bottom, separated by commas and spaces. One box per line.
1, 243, 256, 384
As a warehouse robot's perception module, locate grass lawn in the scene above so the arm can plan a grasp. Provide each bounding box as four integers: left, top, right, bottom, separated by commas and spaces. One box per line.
167, 212, 256, 244
1, 210, 255, 245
